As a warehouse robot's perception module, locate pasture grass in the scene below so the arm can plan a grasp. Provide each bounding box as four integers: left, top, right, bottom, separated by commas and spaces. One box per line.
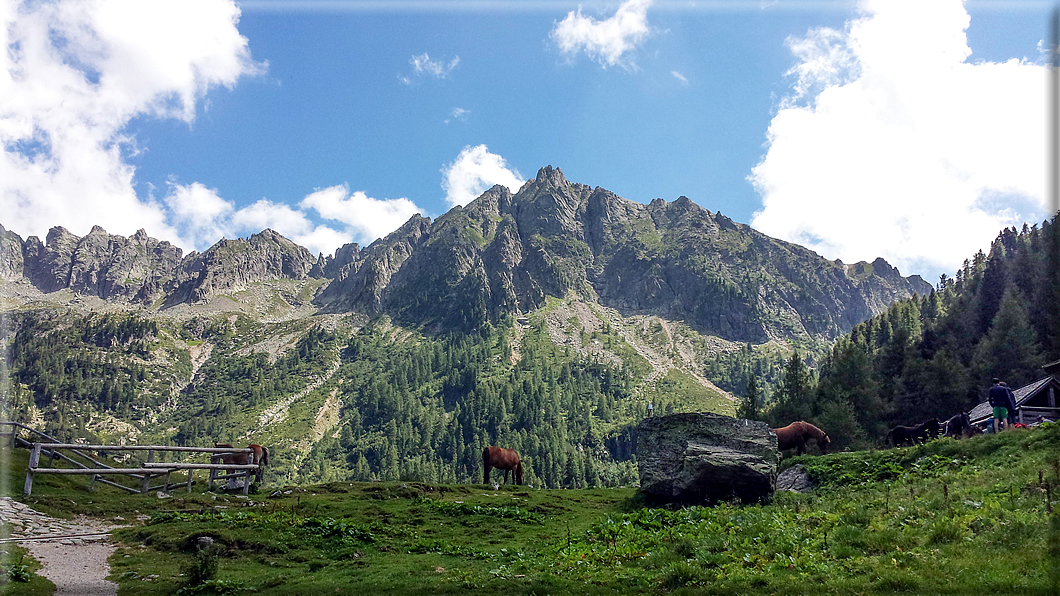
0, 425, 1057, 595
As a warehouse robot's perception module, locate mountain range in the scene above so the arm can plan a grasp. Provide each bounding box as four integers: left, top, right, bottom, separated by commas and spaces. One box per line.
0, 166, 929, 346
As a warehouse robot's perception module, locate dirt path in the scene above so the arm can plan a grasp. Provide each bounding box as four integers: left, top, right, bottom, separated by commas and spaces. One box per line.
0, 497, 124, 595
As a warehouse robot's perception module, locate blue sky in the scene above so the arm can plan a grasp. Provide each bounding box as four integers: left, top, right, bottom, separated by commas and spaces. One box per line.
0, 0, 1054, 284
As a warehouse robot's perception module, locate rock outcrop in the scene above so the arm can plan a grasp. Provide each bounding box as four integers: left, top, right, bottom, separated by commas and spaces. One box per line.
636, 412, 779, 505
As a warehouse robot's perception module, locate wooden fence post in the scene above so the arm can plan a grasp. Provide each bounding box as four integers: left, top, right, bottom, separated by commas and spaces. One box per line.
23, 443, 41, 496
141, 450, 154, 494
208, 452, 221, 491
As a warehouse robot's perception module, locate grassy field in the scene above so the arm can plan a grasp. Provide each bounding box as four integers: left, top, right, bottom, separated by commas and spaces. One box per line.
1, 424, 1058, 595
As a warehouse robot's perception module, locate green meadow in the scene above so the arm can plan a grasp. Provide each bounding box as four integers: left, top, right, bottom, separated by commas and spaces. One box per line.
1, 423, 1058, 595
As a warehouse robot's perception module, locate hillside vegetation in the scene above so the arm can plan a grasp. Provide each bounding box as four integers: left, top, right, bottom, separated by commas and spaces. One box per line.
3, 423, 1057, 595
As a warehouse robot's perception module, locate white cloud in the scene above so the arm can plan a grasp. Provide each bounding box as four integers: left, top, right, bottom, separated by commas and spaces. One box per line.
749, 0, 1045, 281
300, 184, 423, 244
441, 145, 525, 207
0, 0, 261, 245
550, 0, 653, 69
161, 182, 421, 258
671, 70, 688, 84
445, 107, 470, 124
400, 52, 459, 84
164, 182, 236, 250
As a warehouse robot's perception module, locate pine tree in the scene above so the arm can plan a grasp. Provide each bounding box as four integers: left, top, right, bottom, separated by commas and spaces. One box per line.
769, 351, 815, 425
972, 287, 1044, 387
737, 376, 761, 420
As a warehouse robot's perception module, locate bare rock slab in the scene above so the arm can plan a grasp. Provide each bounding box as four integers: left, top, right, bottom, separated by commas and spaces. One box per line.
636, 412, 779, 505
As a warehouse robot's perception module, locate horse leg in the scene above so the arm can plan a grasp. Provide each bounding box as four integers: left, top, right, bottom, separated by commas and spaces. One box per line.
484, 464, 491, 485
503, 469, 510, 485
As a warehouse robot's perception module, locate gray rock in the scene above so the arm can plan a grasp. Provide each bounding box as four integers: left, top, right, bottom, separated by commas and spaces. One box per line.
0, 223, 24, 281
636, 412, 779, 505
776, 464, 817, 493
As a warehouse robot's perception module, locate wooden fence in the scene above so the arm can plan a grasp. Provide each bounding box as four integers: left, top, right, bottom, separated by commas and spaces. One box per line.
3, 422, 262, 496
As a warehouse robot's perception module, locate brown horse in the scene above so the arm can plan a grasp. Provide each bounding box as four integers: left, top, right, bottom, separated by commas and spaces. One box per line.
215, 443, 269, 482
773, 421, 830, 455
482, 446, 523, 485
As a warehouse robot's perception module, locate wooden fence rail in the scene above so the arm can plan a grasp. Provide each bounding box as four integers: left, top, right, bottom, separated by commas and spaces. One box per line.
21, 441, 260, 496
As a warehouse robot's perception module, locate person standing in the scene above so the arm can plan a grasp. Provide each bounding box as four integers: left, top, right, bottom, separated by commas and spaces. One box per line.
1001, 381, 1018, 427
988, 378, 1010, 433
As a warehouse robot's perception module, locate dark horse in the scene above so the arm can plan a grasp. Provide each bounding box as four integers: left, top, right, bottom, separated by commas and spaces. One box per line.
482, 446, 523, 485
773, 421, 830, 455
942, 412, 972, 439
215, 443, 269, 483
885, 419, 940, 447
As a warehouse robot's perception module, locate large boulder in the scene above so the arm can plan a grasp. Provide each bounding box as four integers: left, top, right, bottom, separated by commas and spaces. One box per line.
637, 412, 779, 505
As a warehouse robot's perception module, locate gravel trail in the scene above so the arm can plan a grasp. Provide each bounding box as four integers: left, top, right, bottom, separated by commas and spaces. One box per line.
0, 497, 125, 595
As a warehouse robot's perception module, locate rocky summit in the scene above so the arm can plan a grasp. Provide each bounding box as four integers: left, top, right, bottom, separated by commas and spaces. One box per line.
0, 166, 929, 345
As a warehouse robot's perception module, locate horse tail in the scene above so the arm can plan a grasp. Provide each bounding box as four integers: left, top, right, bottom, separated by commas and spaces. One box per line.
261, 446, 269, 467
515, 461, 524, 485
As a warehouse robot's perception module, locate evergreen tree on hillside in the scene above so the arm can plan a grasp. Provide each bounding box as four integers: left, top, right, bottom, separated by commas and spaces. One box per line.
768, 351, 815, 425
737, 376, 761, 420
816, 338, 881, 438
972, 287, 1044, 387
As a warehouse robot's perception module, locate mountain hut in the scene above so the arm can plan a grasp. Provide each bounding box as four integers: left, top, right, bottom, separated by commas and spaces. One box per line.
969, 359, 1060, 426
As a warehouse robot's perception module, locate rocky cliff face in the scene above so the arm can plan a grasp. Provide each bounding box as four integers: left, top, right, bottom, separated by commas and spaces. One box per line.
0, 166, 929, 343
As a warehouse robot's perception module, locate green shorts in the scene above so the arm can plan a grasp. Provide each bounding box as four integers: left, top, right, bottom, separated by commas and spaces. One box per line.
992, 406, 1008, 421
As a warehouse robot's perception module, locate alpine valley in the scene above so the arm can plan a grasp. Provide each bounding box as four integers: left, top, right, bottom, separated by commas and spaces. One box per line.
0, 167, 931, 488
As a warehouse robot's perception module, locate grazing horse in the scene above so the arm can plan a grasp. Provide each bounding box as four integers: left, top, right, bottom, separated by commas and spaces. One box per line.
885, 419, 940, 447
942, 412, 972, 439
482, 446, 523, 485
215, 443, 269, 483
773, 421, 830, 455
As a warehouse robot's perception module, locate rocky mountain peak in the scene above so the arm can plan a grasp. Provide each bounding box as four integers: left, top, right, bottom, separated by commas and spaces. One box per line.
535, 165, 569, 189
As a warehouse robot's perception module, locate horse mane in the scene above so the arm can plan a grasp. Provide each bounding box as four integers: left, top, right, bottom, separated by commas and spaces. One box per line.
799, 421, 826, 440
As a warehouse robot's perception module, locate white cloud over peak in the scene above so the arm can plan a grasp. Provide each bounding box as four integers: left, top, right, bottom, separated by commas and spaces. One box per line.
0, 0, 262, 244
550, 0, 653, 69
299, 184, 423, 244
161, 181, 423, 258
441, 145, 525, 207
749, 0, 1045, 281
164, 182, 236, 250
